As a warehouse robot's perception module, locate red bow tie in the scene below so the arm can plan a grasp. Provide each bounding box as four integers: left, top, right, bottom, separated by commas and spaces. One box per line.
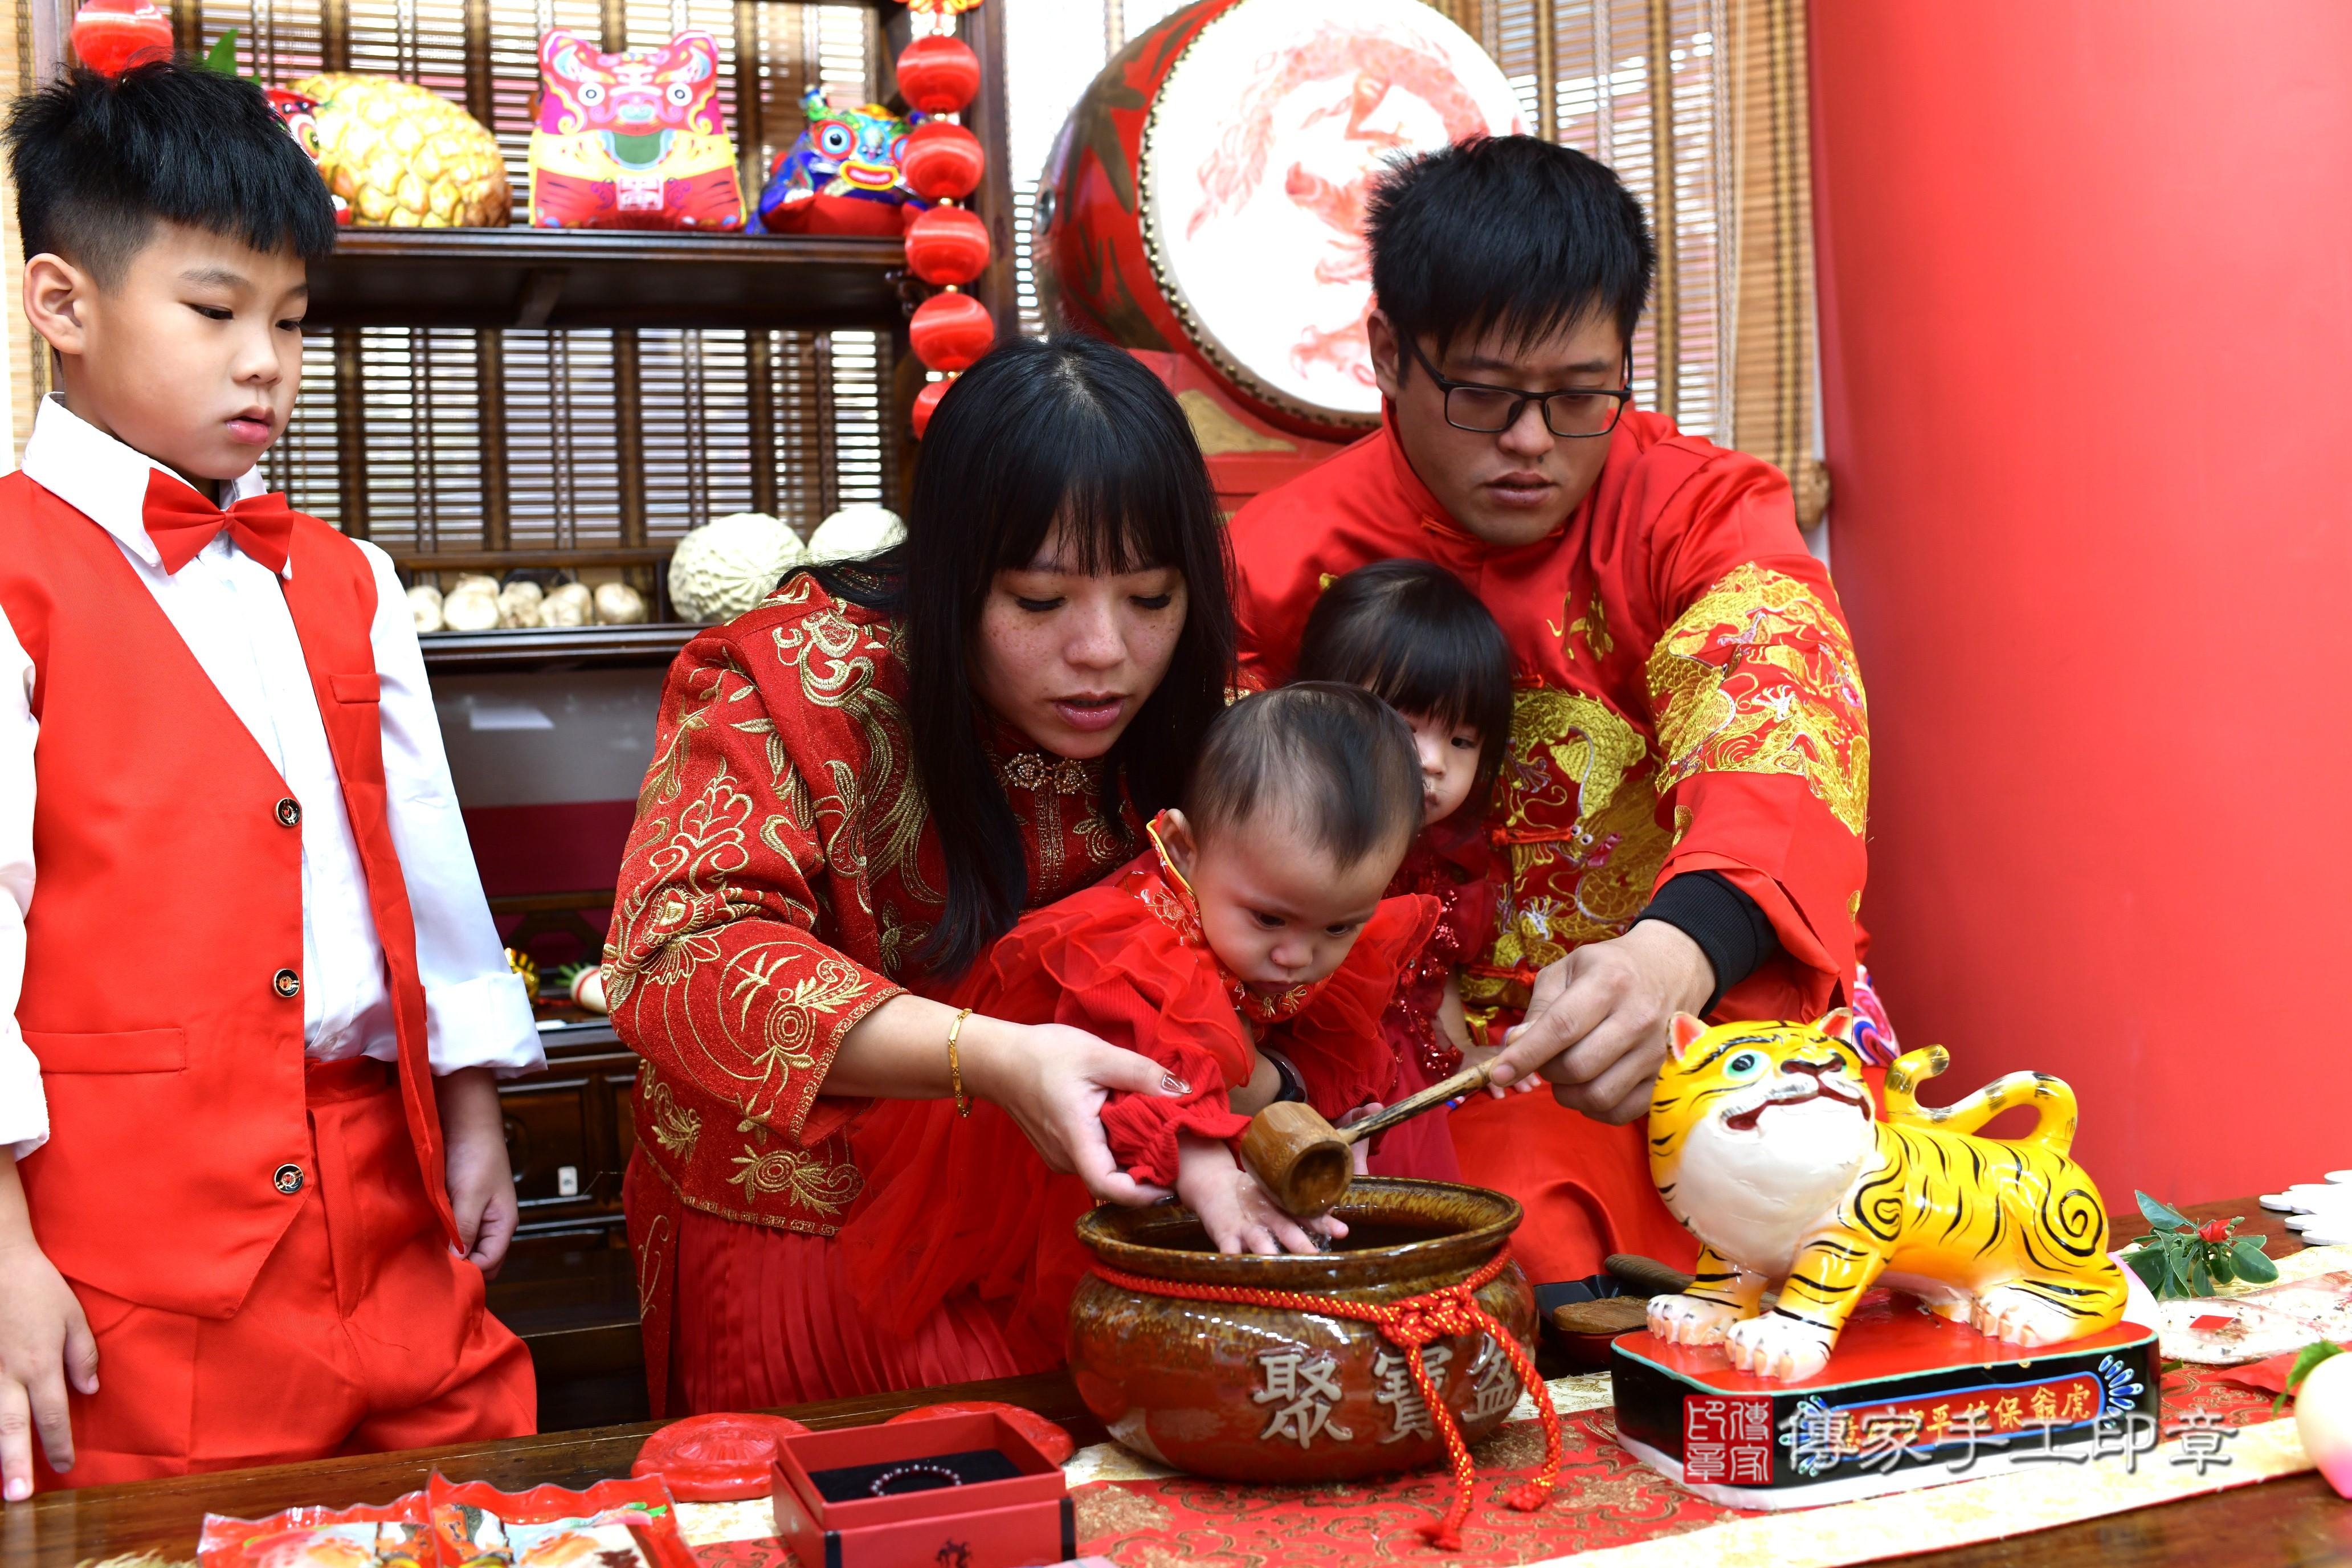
142, 469, 299, 576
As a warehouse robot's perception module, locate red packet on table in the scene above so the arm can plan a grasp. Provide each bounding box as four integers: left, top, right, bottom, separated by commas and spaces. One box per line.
427, 1475, 697, 1568
198, 1494, 428, 1568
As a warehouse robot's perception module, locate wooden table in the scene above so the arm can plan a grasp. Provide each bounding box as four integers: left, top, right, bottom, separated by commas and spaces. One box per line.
9, 1200, 2346, 1568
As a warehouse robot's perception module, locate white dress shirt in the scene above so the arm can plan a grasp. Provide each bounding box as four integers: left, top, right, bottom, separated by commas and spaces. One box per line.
0, 397, 542, 1159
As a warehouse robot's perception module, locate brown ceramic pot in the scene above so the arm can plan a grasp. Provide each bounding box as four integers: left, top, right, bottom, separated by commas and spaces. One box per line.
1067, 1178, 1536, 1483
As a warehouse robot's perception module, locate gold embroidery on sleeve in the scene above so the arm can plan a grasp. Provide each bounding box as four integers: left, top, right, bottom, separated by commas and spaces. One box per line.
769, 610, 936, 903
1481, 689, 1673, 986
1646, 564, 1870, 835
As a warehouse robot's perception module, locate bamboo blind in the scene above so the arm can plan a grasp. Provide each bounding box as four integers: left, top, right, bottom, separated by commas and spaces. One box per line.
4, 0, 904, 587
1428, 0, 1824, 523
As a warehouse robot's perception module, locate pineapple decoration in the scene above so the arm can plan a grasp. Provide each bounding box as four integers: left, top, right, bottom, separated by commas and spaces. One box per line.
175, 27, 510, 227
287, 74, 512, 227
896, 0, 994, 438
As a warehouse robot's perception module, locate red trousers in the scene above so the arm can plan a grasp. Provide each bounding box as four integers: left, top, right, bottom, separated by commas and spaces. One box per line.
35, 1060, 535, 1487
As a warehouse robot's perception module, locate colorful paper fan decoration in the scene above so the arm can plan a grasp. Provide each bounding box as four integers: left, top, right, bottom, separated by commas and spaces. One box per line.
890, 6, 991, 437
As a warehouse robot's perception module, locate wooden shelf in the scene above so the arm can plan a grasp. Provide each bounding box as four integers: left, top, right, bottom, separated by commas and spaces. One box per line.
308, 228, 915, 332
420, 622, 697, 673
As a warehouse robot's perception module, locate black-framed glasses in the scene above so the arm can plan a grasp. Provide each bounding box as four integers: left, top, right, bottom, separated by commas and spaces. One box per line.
1401, 334, 1634, 438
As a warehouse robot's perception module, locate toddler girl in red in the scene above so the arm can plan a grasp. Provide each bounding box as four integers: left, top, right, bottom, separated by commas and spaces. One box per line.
1295, 560, 1530, 1182
840, 684, 1435, 1367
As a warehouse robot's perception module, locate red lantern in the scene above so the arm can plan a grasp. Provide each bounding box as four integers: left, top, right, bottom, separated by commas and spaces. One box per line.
904, 205, 991, 287
900, 121, 986, 203
896, 34, 981, 117
900, 0, 985, 12
70, 0, 174, 77
909, 291, 995, 373
912, 377, 953, 439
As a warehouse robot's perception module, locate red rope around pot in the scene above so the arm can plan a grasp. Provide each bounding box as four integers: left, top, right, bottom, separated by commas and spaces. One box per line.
1087, 1250, 1562, 1550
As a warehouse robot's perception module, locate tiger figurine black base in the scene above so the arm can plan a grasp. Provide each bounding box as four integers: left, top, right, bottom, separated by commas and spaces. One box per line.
1643, 1011, 2130, 1382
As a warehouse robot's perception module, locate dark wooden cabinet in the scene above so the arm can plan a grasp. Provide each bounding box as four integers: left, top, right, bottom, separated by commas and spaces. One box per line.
489, 1022, 649, 1431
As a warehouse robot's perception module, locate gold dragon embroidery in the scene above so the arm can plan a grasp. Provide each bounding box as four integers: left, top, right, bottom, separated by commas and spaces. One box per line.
1472, 689, 1673, 1004
1645, 564, 1869, 835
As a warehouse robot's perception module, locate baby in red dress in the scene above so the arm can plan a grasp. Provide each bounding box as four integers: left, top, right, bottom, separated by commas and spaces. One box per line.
1294, 561, 1538, 1182
842, 684, 1434, 1363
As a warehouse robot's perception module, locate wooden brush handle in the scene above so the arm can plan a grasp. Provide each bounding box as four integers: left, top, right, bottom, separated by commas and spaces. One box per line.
1604, 1253, 1696, 1297
1339, 1057, 1497, 1145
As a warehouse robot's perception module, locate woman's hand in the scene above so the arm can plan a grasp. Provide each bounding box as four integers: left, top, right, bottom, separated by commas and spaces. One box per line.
958, 1015, 1185, 1207
1175, 1134, 1348, 1256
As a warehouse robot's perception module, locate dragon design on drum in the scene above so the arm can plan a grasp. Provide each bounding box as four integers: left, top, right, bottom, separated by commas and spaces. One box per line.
1186, 23, 1498, 386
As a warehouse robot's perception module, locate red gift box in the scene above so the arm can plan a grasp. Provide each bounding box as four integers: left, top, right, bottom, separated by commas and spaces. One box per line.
769, 1411, 1073, 1568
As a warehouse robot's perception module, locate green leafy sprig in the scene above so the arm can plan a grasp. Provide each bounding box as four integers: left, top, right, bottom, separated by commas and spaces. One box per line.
2123, 1191, 2278, 1299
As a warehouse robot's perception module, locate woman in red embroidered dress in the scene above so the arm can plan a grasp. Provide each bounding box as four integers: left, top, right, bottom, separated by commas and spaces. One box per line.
604, 338, 1236, 1415
840, 685, 1438, 1362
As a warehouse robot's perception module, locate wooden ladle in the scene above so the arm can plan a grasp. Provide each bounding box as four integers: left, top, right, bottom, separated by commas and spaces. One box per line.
1238, 1057, 1500, 1218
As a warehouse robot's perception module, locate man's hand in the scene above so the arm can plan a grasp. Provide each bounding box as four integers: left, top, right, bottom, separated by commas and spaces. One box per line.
1485, 921, 1715, 1124
439, 1067, 519, 1280
0, 1160, 95, 1500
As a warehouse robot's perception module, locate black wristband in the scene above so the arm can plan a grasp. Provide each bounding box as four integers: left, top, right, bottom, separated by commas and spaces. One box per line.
1261, 1047, 1306, 1104
1635, 870, 1780, 1015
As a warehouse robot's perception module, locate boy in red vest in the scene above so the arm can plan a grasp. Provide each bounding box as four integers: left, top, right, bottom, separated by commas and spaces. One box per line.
0, 63, 540, 1498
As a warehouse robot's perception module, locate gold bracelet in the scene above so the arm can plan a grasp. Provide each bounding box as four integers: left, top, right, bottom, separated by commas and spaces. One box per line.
946, 1007, 975, 1118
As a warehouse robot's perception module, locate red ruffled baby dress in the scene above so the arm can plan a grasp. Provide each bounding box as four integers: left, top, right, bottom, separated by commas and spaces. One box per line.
1365, 812, 1498, 1183
840, 814, 1435, 1363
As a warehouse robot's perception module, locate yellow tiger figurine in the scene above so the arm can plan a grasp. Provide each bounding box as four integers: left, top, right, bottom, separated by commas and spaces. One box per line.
1644, 1012, 2129, 1382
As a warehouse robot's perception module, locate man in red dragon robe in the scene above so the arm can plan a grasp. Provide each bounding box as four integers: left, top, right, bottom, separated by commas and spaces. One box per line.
1230, 136, 1874, 1307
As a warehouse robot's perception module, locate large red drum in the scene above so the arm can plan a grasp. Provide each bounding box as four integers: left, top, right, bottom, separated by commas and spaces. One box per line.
1036, 0, 1524, 440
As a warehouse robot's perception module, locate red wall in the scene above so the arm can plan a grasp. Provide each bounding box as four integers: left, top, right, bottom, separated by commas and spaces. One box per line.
1810, 3, 2352, 1204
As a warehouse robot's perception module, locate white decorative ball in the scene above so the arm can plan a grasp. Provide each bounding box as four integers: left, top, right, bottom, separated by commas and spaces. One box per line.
408, 583, 444, 634
805, 504, 905, 566
668, 512, 808, 623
